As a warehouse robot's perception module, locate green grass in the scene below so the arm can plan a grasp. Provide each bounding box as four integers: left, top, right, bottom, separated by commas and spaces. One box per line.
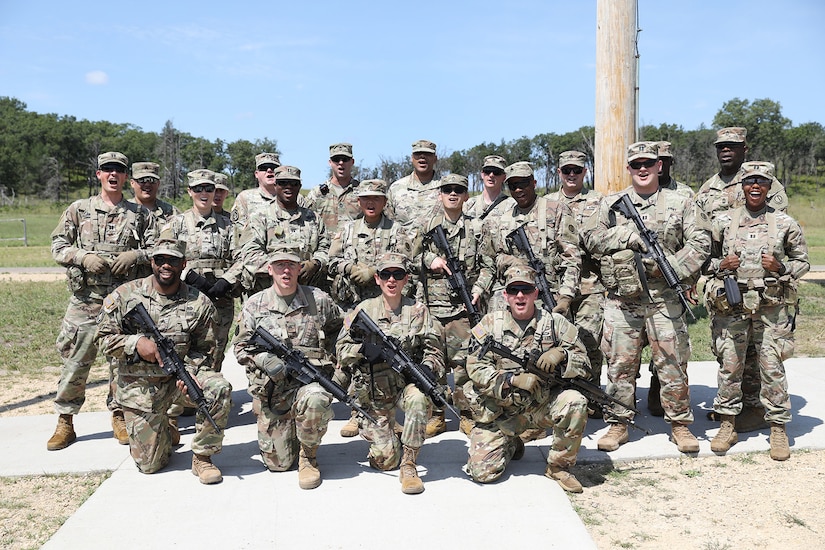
0, 214, 59, 247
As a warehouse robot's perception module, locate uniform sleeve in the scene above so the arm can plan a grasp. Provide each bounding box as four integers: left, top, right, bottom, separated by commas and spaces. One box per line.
310, 212, 330, 269
668, 200, 711, 281
51, 202, 86, 266
554, 202, 582, 298
95, 286, 136, 360
465, 317, 511, 400
335, 307, 366, 371
547, 313, 591, 380
781, 218, 810, 280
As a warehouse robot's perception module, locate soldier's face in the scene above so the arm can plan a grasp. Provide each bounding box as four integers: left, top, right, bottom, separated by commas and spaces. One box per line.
131, 177, 159, 202
274, 179, 301, 208
507, 177, 537, 208
627, 158, 660, 193
268, 260, 300, 295
481, 167, 506, 193
375, 268, 408, 299
658, 157, 672, 180
358, 195, 386, 222
212, 188, 228, 210
504, 283, 538, 320
412, 152, 436, 176
716, 142, 747, 173
97, 164, 127, 194
439, 185, 468, 210
151, 255, 185, 289
255, 164, 279, 195
329, 156, 354, 180
558, 165, 586, 196
742, 177, 770, 211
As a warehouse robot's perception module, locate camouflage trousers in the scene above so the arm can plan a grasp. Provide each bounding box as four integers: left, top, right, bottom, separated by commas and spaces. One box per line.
213, 298, 235, 372
601, 296, 693, 424
118, 371, 232, 474
711, 304, 794, 424
256, 382, 334, 472
432, 314, 472, 412
467, 389, 588, 483
706, 309, 762, 408
55, 294, 105, 415
570, 292, 605, 382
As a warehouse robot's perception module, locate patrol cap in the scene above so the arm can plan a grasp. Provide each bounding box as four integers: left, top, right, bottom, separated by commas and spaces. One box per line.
482, 155, 507, 171
627, 141, 659, 162
504, 161, 534, 182
275, 165, 301, 183
329, 142, 353, 159
740, 161, 775, 182
268, 247, 302, 264
357, 179, 388, 197
558, 151, 587, 168
504, 265, 536, 287
213, 172, 229, 191
186, 169, 217, 187
376, 252, 409, 272
255, 152, 281, 169
98, 151, 128, 169
412, 139, 437, 154
131, 162, 160, 180
656, 142, 673, 158
152, 234, 187, 259
440, 173, 469, 191
714, 127, 747, 145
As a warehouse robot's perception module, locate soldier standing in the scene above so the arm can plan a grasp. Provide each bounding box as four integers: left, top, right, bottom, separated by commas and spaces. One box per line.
336, 253, 445, 494
230, 152, 282, 255
129, 161, 180, 225
212, 172, 231, 220
463, 154, 513, 238
703, 162, 808, 460
47, 151, 156, 450
96, 235, 232, 484
233, 249, 343, 489
385, 139, 442, 226
583, 142, 709, 453
464, 266, 590, 492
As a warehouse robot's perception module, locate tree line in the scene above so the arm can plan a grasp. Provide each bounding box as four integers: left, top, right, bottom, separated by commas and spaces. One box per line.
1, 95, 822, 205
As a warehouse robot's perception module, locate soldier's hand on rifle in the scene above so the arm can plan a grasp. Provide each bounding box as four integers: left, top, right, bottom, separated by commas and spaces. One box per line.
552, 295, 572, 315
536, 347, 566, 373
429, 256, 451, 275
81, 253, 109, 274
111, 250, 141, 276
136, 335, 161, 364
627, 232, 648, 253
642, 257, 662, 278
299, 259, 321, 284
350, 263, 376, 285
509, 372, 539, 393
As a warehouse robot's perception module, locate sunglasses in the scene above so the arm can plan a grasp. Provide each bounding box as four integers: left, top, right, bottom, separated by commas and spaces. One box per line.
440, 185, 466, 195
507, 179, 532, 190
629, 159, 658, 170
191, 184, 216, 193
506, 284, 536, 295
153, 255, 183, 267
561, 166, 584, 175
378, 269, 407, 280
483, 168, 505, 176
331, 156, 351, 163
136, 177, 159, 185
100, 164, 127, 174
742, 177, 770, 186
276, 180, 301, 187
258, 164, 279, 172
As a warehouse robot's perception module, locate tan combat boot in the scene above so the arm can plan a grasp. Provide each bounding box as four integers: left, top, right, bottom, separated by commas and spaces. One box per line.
710, 414, 738, 453
192, 454, 223, 484
339, 410, 359, 438
169, 418, 181, 446
769, 423, 790, 461
671, 423, 700, 453
298, 444, 322, 489
647, 374, 664, 417
111, 410, 129, 445
46, 414, 76, 451
519, 427, 547, 443
597, 424, 629, 451
424, 410, 446, 438
399, 445, 424, 494
459, 412, 475, 437
545, 464, 583, 493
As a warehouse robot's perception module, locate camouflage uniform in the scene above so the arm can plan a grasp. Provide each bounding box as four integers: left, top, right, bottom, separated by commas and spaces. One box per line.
582, 186, 710, 424
336, 295, 445, 470
231, 187, 278, 241
546, 186, 606, 380
95, 276, 231, 473
51, 194, 156, 415
234, 285, 343, 471
239, 200, 329, 295
385, 172, 442, 227
302, 178, 363, 232
463, 193, 515, 242
479, 194, 581, 312
705, 204, 808, 424
464, 308, 590, 483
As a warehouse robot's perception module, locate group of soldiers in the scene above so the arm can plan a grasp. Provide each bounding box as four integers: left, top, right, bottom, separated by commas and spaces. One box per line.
45, 129, 808, 494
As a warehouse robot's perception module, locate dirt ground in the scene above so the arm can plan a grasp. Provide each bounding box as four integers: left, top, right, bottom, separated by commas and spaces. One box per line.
1, 271, 824, 549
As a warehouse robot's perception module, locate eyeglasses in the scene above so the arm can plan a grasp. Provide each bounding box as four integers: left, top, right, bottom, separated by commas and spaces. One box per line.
440, 185, 466, 195
483, 168, 505, 176
100, 164, 127, 174
330, 156, 351, 163
153, 255, 183, 267
276, 180, 301, 187
191, 184, 216, 193
505, 284, 536, 295
378, 269, 407, 280
258, 164, 279, 172
742, 177, 770, 186
507, 179, 532, 190
628, 159, 658, 170
561, 166, 584, 175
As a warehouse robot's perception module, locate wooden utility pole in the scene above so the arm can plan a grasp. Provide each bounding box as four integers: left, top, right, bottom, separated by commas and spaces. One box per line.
595, 0, 638, 194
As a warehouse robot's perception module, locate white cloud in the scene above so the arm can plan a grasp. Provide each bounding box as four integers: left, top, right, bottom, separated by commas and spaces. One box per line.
85, 70, 109, 85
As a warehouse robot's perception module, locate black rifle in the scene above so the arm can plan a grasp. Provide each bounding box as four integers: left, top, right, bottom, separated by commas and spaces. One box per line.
185, 270, 214, 296
611, 194, 696, 320
124, 303, 221, 433
249, 327, 378, 426
424, 224, 482, 326
348, 309, 458, 418
476, 335, 650, 434
505, 224, 557, 311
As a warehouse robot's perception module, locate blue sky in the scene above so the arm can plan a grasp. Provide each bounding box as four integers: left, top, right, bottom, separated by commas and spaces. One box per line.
1, 0, 823, 188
